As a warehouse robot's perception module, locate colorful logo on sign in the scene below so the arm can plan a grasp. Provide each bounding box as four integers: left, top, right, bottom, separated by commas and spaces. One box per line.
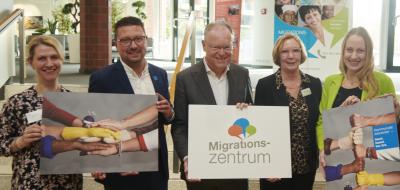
228, 118, 256, 140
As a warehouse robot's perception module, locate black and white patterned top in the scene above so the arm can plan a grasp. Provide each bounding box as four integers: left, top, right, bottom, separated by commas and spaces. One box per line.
0, 86, 82, 190
276, 70, 312, 174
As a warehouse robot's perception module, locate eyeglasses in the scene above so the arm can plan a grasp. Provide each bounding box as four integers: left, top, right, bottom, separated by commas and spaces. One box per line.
117, 36, 147, 47
206, 45, 232, 52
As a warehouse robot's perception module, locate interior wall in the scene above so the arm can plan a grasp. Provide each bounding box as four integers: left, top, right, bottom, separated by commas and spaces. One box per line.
0, 0, 13, 18
0, 0, 15, 87
0, 0, 68, 87
13, 0, 55, 36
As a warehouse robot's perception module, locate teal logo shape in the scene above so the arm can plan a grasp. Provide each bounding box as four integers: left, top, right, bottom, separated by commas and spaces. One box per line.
228, 118, 256, 140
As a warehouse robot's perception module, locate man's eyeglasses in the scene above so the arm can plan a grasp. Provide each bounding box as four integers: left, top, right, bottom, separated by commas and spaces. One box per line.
207, 45, 232, 52
117, 36, 147, 47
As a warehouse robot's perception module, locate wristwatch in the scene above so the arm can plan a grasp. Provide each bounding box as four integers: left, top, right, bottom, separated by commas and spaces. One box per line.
82, 121, 91, 128
324, 138, 333, 155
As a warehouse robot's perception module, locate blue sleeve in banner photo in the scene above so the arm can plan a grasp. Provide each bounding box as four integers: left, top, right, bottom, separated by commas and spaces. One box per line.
372, 123, 399, 150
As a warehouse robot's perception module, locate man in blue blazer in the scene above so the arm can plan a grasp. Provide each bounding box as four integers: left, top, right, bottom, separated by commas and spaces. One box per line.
89, 16, 173, 190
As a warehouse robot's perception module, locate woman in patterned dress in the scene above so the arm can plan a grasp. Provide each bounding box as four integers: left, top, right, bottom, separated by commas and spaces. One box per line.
0, 36, 101, 189
255, 33, 322, 190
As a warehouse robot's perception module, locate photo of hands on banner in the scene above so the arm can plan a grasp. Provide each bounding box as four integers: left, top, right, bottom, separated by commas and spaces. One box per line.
322, 96, 400, 190
40, 92, 159, 174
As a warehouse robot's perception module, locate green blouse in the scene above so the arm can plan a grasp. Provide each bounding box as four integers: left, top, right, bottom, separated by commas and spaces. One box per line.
316, 71, 396, 150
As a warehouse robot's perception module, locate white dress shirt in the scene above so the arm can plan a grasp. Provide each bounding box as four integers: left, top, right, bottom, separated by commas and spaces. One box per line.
120, 60, 161, 150
121, 60, 155, 95
204, 59, 229, 105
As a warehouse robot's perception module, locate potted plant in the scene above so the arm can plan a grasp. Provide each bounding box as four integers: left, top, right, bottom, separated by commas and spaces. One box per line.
52, 5, 72, 35
132, 0, 147, 20
62, 0, 80, 63
47, 19, 58, 35
34, 19, 57, 35
112, 0, 125, 30
32, 18, 67, 51
62, 0, 79, 34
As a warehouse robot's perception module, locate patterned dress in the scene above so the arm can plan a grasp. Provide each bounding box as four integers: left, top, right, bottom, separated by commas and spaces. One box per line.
275, 70, 312, 175
0, 86, 82, 190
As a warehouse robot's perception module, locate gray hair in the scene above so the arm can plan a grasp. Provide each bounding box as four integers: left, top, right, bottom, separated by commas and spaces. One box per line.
203, 21, 234, 42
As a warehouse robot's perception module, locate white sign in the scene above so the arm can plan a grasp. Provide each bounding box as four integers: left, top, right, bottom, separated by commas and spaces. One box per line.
188, 105, 291, 179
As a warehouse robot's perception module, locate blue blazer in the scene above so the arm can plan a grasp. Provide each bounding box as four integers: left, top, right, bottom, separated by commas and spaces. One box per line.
89, 61, 169, 189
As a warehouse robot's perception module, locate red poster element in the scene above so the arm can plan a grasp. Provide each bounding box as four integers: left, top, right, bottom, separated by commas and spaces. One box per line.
215, 0, 242, 64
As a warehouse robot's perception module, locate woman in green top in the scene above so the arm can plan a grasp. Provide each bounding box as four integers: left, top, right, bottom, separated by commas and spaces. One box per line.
317, 27, 396, 169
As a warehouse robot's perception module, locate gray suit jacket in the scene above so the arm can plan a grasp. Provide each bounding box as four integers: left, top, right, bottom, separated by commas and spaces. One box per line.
171, 60, 253, 161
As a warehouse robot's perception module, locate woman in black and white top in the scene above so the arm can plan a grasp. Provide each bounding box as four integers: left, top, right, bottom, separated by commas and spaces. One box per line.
255, 33, 322, 190
0, 35, 105, 189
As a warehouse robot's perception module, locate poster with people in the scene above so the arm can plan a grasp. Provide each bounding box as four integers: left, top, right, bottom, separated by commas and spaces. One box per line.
273, 0, 351, 78
322, 96, 400, 189
188, 105, 291, 178
40, 92, 159, 174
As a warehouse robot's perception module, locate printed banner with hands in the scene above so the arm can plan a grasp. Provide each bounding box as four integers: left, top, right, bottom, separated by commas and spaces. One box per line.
322, 96, 400, 189
40, 92, 160, 174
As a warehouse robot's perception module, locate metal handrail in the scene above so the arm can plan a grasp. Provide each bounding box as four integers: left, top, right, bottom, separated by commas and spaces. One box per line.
169, 11, 196, 103
168, 10, 209, 174
0, 8, 25, 84
168, 11, 196, 174
0, 9, 23, 33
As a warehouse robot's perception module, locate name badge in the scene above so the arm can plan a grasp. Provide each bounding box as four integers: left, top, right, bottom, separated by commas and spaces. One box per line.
26, 109, 42, 124
301, 88, 312, 97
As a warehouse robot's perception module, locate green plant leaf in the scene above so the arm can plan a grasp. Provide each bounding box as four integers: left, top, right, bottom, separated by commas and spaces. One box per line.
34, 27, 47, 35
132, 1, 145, 7
47, 19, 58, 34
52, 5, 72, 34
131, 0, 147, 20
62, 3, 74, 14
62, 0, 80, 34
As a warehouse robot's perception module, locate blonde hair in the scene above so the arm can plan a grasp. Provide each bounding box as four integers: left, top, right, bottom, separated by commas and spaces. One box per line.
272, 33, 307, 66
339, 27, 378, 99
26, 35, 64, 63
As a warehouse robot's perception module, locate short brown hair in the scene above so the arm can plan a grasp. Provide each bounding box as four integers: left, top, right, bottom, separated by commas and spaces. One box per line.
114, 16, 146, 38
26, 35, 64, 63
272, 33, 307, 66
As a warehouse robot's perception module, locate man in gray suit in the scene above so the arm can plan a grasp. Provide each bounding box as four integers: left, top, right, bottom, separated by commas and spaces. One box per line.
171, 21, 253, 190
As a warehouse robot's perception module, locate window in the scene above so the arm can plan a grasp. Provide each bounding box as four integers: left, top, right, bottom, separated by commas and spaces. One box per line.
138, 0, 209, 61
152, 0, 174, 60
390, 0, 400, 71
385, 0, 399, 72
239, 0, 255, 66
352, 0, 383, 67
